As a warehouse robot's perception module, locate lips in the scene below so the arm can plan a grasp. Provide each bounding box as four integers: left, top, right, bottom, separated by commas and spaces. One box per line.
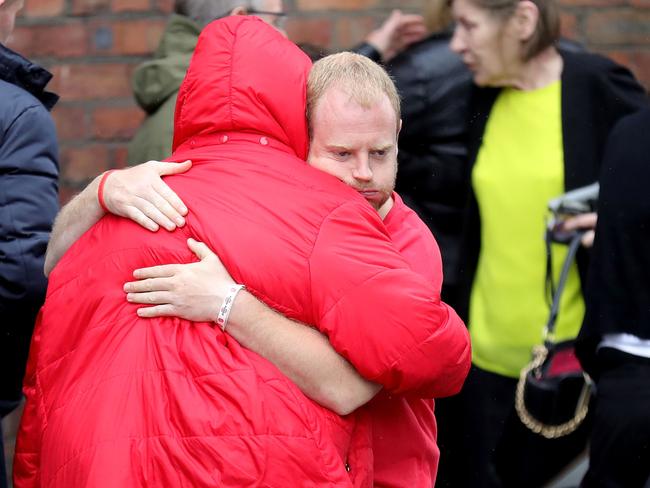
358, 190, 381, 203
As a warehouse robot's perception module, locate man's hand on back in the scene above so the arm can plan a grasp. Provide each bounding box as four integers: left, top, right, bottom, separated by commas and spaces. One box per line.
124, 238, 232, 322
103, 160, 192, 232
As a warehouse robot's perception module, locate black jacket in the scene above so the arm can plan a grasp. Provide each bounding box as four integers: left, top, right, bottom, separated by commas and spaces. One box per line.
576, 108, 650, 376
457, 49, 648, 320
387, 33, 473, 290
358, 34, 473, 292
0, 44, 59, 403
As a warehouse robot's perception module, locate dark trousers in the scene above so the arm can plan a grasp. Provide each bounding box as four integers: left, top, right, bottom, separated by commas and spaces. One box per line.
0, 400, 19, 488
581, 350, 650, 488
450, 365, 589, 488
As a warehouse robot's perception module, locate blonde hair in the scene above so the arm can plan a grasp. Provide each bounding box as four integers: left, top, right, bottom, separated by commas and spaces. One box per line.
307, 52, 401, 138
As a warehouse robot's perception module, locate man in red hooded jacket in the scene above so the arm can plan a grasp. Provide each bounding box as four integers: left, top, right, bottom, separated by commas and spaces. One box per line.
119, 52, 467, 487
20, 19, 469, 488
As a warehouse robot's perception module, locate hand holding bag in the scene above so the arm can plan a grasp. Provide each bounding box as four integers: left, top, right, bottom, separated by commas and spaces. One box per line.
515, 230, 593, 439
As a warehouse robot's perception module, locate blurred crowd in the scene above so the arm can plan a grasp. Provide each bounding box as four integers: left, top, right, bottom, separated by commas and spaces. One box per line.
1, 0, 649, 487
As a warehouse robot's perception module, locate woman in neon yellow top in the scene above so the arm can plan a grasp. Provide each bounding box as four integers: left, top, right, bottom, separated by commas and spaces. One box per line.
443, 0, 647, 487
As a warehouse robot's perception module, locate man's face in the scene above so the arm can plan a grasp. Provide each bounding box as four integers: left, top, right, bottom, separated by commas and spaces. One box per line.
0, 0, 24, 44
307, 86, 400, 218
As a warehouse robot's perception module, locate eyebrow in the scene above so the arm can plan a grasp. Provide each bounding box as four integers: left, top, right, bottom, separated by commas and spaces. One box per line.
373, 144, 394, 152
325, 144, 394, 152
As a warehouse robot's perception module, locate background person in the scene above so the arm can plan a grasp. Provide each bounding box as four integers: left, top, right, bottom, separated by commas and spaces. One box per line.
576, 108, 650, 488
447, 0, 647, 486
127, 0, 287, 165
0, 0, 59, 486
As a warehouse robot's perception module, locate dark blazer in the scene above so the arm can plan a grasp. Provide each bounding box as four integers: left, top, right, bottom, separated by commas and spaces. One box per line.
577, 108, 650, 376
0, 43, 59, 403
456, 49, 648, 320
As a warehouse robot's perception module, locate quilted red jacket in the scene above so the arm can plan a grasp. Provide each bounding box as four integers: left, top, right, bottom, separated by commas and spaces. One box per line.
14, 17, 468, 488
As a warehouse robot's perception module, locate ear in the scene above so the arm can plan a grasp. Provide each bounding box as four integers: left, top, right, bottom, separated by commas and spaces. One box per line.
512, 0, 539, 42
229, 6, 248, 16
397, 118, 403, 137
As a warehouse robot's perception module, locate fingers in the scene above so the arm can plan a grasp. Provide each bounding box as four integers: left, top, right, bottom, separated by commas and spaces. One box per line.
124, 276, 173, 293
126, 290, 172, 305
187, 238, 215, 261
562, 212, 597, 231
136, 304, 177, 318
123, 206, 160, 232
132, 264, 179, 280
151, 160, 191, 223
132, 196, 178, 232
150, 160, 192, 177
581, 230, 595, 248
153, 179, 188, 219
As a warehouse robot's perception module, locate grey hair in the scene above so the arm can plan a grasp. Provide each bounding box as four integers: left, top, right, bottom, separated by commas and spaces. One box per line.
174, 0, 265, 26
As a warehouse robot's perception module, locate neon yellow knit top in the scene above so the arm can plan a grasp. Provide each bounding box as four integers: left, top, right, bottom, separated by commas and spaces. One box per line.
470, 81, 585, 378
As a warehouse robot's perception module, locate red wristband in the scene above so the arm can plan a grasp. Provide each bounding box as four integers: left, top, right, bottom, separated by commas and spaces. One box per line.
97, 170, 116, 213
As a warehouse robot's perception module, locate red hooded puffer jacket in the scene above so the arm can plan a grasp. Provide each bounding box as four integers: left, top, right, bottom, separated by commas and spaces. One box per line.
15, 17, 467, 488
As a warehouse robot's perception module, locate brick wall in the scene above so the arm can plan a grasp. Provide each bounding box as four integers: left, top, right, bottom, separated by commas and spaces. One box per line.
8, 0, 650, 202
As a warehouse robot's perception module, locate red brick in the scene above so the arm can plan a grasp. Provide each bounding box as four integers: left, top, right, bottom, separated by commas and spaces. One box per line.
9, 23, 87, 58
155, 0, 174, 13
48, 63, 134, 101
92, 105, 145, 140
603, 49, 650, 92
112, 145, 130, 169
296, 0, 379, 10
23, 0, 65, 17
60, 145, 110, 183
628, 0, 650, 8
51, 105, 87, 141
88, 19, 166, 56
560, 12, 578, 39
335, 15, 377, 49
286, 17, 333, 48
71, 0, 110, 15
58, 185, 78, 206
585, 10, 650, 45
112, 0, 150, 12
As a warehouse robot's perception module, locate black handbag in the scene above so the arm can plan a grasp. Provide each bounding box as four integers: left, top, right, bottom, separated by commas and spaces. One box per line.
515, 230, 593, 439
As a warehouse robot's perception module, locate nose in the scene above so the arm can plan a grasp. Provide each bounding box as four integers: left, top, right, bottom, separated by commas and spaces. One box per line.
352, 157, 372, 182
449, 26, 464, 54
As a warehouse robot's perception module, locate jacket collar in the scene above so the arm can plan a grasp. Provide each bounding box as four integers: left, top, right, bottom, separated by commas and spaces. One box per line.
0, 43, 59, 110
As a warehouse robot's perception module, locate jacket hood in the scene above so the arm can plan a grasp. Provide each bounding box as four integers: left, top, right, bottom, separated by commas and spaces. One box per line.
172, 16, 311, 160
132, 14, 201, 113
0, 43, 58, 110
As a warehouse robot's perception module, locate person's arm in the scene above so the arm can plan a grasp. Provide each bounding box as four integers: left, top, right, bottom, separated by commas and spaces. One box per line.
0, 104, 59, 401
355, 9, 427, 63
308, 200, 471, 399
44, 160, 192, 276
124, 238, 382, 415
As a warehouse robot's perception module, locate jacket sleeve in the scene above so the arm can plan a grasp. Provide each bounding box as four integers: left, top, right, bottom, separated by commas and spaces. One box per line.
598, 57, 647, 123
0, 103, 59, 399
308, 201, 471, 398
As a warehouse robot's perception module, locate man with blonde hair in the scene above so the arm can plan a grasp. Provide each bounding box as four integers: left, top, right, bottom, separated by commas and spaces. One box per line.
43, 46, 469, 487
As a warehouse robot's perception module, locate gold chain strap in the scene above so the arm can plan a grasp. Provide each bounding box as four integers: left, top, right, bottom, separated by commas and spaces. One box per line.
515, 345, 592, 439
